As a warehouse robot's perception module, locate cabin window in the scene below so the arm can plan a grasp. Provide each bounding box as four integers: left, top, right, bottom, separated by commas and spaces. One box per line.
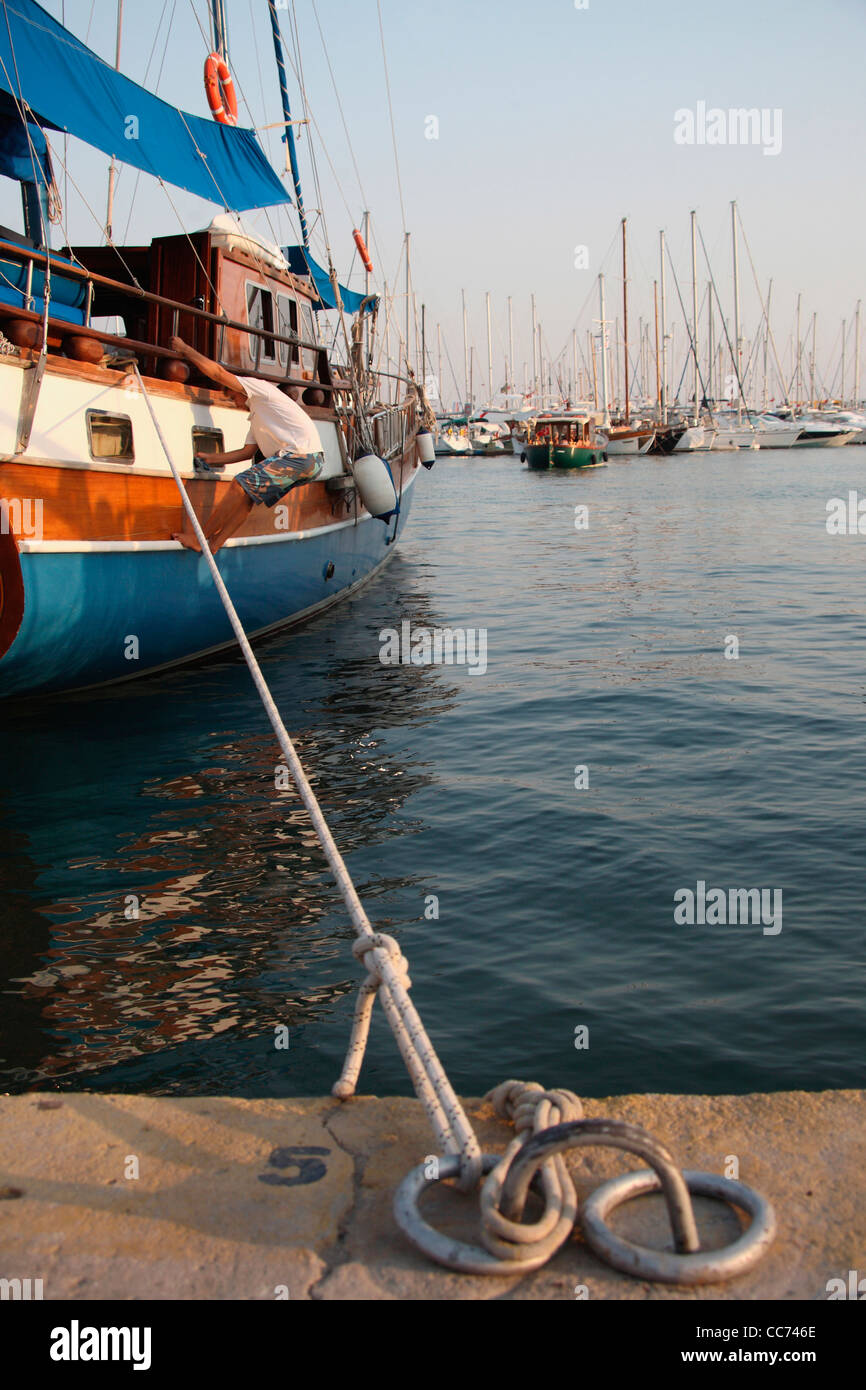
86, 411, 134, 462
246, 282, 276, 366
299, 300, 316, 346
276, 293, 299, 367
192, 426, 225, 465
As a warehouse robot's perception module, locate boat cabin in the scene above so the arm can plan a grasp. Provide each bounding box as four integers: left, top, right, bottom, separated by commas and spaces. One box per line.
527, 415, 595, 446
0, 214, 340, 400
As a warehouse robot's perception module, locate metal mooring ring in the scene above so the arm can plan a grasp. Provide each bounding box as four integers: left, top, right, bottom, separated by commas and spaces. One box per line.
580, 1167, 777, 1284
394, 1154, 570, 1276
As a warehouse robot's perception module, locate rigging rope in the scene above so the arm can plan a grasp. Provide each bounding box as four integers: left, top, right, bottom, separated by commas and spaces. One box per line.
375, 0, 406, 235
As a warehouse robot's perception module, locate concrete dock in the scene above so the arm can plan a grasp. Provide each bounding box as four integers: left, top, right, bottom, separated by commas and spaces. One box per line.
0, 1088, 863, 1300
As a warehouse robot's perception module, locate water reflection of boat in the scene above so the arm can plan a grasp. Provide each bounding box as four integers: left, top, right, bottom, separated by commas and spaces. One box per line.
0, 582, 459, 1092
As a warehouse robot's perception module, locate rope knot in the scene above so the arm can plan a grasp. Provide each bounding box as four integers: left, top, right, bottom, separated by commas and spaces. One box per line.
352, 932, 411, 990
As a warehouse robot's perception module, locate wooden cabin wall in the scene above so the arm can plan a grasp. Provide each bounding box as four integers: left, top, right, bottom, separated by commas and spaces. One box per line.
146, 232, 216, 363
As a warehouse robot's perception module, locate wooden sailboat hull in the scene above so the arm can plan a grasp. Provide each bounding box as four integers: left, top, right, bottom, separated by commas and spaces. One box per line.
0, 354, 420, 697
0, 476, 417, 697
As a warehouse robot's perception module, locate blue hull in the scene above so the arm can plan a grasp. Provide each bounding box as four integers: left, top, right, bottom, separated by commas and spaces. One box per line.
1, 489, 415, 698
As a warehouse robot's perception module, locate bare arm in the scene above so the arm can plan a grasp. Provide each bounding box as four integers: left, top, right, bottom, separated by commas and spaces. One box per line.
200, 443, 258, 466
170, 336, 246, 398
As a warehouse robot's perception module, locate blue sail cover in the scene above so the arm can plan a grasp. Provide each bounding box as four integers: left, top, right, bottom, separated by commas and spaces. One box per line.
0, 0, 290, 210
0, 88, 51, 188
284, 244, 373, 315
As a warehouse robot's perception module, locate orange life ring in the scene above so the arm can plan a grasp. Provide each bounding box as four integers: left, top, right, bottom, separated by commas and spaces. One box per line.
352, 228, 374, 274
204, 52, 238, 127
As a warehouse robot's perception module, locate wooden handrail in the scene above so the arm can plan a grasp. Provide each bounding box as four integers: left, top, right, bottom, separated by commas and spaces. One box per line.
0, 236, 323, 357
0, 300, 349, 396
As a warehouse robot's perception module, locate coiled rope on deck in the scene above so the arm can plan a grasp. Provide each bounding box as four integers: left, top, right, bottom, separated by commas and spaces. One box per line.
137, 367, 777, 1283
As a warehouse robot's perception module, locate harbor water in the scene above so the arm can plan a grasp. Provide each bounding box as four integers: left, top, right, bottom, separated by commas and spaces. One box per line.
2, 445, 865, 1099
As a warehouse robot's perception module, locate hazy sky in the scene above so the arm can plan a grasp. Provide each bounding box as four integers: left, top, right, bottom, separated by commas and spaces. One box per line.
4, 0, 865, 403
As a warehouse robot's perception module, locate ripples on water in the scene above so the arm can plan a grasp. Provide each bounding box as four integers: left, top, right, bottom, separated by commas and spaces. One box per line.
1, 446, 865, 1097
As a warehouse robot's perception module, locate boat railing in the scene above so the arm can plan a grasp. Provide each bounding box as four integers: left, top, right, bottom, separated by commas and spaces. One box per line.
0, 237, 344, 398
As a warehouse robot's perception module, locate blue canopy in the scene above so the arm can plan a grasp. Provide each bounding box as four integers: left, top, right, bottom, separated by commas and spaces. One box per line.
284, 244, 373, 315
0, 88, 51, 189
0, 0, 290, 211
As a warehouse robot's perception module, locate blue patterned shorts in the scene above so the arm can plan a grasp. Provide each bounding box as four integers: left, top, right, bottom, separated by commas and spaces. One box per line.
235, 452, 323, 507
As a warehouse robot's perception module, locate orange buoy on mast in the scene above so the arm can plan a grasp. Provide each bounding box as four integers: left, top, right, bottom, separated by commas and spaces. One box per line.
352, 229, 373, 274
204, 52, 238, 126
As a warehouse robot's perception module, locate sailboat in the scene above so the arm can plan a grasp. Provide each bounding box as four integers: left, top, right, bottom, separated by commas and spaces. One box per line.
0, 1, 429, 698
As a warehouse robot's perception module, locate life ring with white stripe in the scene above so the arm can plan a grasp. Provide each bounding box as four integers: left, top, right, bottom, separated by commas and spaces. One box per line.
204, 52, 238, 127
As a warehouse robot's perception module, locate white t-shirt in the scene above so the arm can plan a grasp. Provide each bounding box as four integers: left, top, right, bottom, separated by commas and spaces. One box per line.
241, 378, 323, 459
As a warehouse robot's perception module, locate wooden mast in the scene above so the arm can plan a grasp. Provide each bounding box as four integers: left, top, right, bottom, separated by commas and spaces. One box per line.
621, 217, 630, 424
599, 273, 610, 427
690, 210, 699, 425
653, 280, 661, 421
659, 230, 668, 423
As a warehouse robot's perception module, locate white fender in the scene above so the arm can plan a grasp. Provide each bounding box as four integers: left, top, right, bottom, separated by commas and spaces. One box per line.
416, 429, 436, 468
353, 454, 399, 521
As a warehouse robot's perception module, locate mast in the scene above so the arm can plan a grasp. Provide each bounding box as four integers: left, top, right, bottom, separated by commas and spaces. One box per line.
507, 295, 514, 397
731, 200, 742, 424
421, 302, 426, 393
841, 317, 846, 406
437, 323, 442, 406
362, 209, 371, 373
362, 211, 371, 300
404, 232, 411, 376
211, 0, 228, 56
622, 217, 630, 424
796, 293, 802, 406
589, 329, 598, 410
531, 294, 538, 406
762, 281, 772, 410
105, 0, 124, 241
653, 281, 661, 418
855, 300, 862, 408
690, 210, 699, 424
598, 273, 610, 428
707, 281, 714, 405
810, 312, 817, 405
572, 330, 578, 406
462, 289, 469, 410
659, 230, 668, 423
486, 292, 493, 406
383, 279, 390, 396
267, 1, 310, 248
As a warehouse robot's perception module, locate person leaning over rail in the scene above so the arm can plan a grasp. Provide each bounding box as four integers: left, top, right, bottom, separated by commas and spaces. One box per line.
168, 335, 324, 554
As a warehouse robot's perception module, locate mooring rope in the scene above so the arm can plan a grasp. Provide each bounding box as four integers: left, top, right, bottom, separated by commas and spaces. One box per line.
136, 365, 777, 1283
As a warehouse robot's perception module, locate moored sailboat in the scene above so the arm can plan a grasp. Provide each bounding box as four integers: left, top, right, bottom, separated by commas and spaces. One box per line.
0, 1, 428, 698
